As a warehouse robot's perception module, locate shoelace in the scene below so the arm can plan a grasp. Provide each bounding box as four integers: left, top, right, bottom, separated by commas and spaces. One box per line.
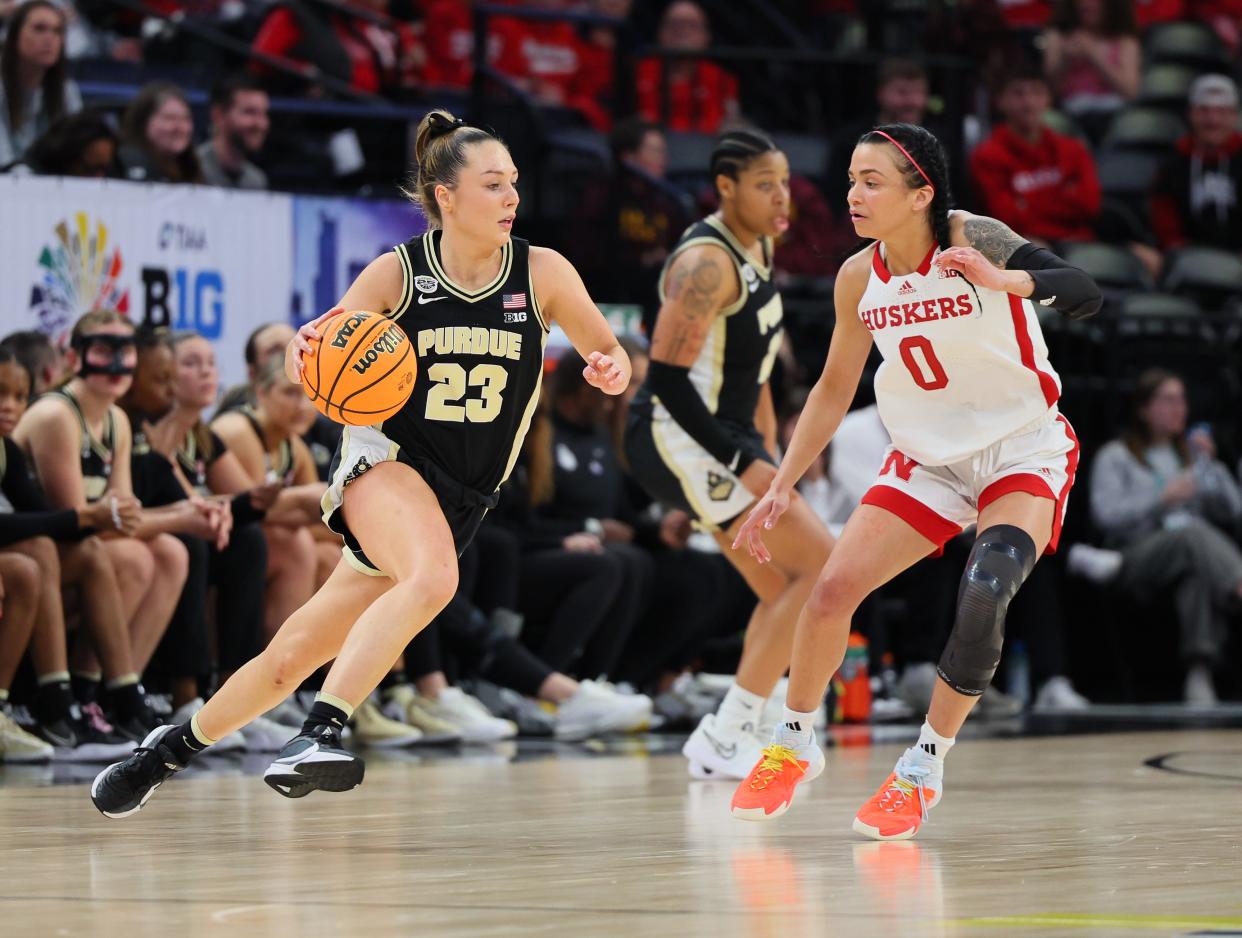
81, 702, 115, 734
877, 764, 931, 820
749, 744, 806, 791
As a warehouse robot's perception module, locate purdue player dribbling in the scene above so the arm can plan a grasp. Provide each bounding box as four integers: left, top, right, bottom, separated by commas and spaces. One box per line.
626, 129, 834, 780
91, 110, 631, 817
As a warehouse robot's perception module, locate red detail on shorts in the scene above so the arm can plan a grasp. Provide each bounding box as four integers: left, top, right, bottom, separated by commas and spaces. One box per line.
880, 450, 919, 481
1008, 294, 1060, 407
978, 473, 1056, 513
1048, 415, 1080, 554
861, 485, 962, 553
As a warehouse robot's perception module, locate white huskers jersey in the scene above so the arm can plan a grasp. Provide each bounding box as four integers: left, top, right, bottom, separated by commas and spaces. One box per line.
858, 243, 1061, 467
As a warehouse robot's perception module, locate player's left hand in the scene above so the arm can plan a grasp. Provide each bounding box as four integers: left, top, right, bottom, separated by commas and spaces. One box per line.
933, 247, 1008, 292
583, 351, 627, 395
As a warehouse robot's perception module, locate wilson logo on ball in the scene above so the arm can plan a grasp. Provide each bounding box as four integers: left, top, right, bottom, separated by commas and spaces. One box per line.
302, 310, 416, 426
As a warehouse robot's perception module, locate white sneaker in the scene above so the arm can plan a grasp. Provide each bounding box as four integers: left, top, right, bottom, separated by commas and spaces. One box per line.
555, 679, 653, 741
1185, 664, 1218, 707
352, 699, 423, 748
170, 698, 246, 753
683, 712, 766, 780
414, 687, 516, 743
0, 707, 53, 763
1066, 544, 1124, 584
381, 684, 461, 744
1032, 676, 1089, 712
239, 715, 297, 752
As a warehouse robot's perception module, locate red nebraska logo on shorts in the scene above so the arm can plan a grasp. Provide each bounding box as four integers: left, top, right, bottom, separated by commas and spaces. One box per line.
881, 451, 919, 481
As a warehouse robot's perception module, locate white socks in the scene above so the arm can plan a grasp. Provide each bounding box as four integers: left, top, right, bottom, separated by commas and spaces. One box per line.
777, 706, 817, 747
716, 683, 764, 733
915, 720, 955, 762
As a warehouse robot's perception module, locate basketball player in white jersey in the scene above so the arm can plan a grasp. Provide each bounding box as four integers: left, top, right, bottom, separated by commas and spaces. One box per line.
727, 123, 1101, 839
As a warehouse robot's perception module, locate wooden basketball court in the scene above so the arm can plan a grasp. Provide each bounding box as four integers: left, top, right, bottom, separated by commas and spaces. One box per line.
1, 727, 1239, 937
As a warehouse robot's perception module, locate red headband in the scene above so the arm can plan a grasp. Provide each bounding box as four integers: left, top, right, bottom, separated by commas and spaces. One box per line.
871, 130, 933, 190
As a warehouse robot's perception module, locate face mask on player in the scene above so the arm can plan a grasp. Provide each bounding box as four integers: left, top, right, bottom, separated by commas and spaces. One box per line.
74, 333, 138, 377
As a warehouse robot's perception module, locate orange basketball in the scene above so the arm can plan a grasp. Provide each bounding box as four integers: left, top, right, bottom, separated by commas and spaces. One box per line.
301, 310, 416, 426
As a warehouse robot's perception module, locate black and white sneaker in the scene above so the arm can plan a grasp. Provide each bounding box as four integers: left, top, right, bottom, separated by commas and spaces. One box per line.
263, 723, 364, 799
38, 703, 134, 762
90, 725, 184, 819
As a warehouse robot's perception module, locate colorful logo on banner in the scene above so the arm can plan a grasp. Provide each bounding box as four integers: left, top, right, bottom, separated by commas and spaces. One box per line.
29, 213, 131, 340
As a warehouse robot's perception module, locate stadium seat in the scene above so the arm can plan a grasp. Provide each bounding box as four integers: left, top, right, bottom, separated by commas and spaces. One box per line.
1042, 108, 1085, 141
1162, 246, 1242, 312
1121, 292, 1203, 320
1061, 243, 1154, 294
1137, 64, 1199, 110
665, 132, 716, 192
1094, 149, 1162, 200
1144, 21, 1228, 70
772, 132, 829, 183
1101, 107, 1187, 152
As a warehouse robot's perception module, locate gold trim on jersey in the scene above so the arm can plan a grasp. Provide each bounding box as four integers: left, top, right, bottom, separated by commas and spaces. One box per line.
657, 237, 748, 317
392, 243, 416, 320
423, 230, 512, 303
498, 329, 548, 487
704, 215, 772, 280
703, 315, 728, 412
528, 267, 549, 333
52, 388, 116, 466
343, 546, 388, 578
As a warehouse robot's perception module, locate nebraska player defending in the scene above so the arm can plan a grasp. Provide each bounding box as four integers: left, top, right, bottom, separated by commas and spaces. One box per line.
729, 123, 1101, 839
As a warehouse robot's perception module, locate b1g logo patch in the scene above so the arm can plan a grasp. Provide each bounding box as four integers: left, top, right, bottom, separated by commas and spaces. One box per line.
504, 310, 527, 323
707, 470, 735, 501
414, 276, 439, 294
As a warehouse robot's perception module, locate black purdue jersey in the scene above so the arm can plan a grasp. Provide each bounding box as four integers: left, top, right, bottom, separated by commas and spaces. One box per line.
382, 229, 547, 495
632, 215, 783, 428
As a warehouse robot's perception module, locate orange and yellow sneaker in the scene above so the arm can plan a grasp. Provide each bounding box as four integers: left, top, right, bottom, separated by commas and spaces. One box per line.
852, 747, 942, 841
730, 740, 825, 821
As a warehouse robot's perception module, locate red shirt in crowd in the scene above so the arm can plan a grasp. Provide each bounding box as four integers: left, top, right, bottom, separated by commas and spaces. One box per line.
994, 0, 1050, 29
1135, 0, 1188, 25
420, 0, 522, 88
634, 58, 738, 133
970, 124, 1101, 243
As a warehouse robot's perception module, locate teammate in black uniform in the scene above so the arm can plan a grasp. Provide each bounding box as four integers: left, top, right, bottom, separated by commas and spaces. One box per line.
626, 129, 834, 780
92, 109, 630, 817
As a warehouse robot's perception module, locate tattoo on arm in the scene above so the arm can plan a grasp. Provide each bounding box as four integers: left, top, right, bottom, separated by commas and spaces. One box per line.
964, 217, 1026, 267
653, 253, 727, 363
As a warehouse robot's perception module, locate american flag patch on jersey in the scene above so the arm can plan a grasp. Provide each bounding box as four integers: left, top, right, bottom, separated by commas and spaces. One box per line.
502, 293, 527, 309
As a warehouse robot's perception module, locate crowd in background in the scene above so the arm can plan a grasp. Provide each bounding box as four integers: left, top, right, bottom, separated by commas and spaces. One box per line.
2, 0, 1242, 764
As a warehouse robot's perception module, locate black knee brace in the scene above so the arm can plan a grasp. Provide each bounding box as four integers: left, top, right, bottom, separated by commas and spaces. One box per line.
936, 524, 1038, 696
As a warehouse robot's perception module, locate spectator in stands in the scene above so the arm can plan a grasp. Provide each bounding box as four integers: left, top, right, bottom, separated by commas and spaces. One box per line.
420, 0, 517, 90
8, 109, 116, 176
826, 60, 965, 216
576, 0, 639, 130
598, 118, 688, 320
1150, 74, 1242, 253
1041, 0, 1139, 140
1089, 368, 1242, 706
197, 73, 269, 191
13, 311, 183, 742
495, 0, 599, 124
251, 0, 419, 97
0, 0, 81, 167
119, 81, 201, 184
0, 329, 62, 395
634, 0, 738, 133
1133, 0, 1187, 27
210, 355, 326, 643
971, 65, 1101, 245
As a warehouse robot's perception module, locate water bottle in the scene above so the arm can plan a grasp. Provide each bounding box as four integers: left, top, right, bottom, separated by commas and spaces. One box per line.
1007, 640, 1031, 707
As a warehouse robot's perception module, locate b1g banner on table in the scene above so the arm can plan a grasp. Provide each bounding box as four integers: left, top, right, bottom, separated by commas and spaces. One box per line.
1, 178, 427, 389
0, 176, 293, 390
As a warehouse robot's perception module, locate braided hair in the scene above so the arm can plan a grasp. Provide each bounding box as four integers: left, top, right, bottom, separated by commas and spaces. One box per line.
710, 127, 778, 197
857, 123, 953, 249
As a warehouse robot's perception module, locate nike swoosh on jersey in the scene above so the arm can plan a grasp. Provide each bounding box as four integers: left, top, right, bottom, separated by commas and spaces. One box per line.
417, 295, 447, 305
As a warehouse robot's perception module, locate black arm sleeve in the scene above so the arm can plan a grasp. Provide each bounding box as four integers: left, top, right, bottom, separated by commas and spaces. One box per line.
646, 361, 755, 475
1006, 243, 1103, 321
0, 509, 81, 548
230, 492, 267, 527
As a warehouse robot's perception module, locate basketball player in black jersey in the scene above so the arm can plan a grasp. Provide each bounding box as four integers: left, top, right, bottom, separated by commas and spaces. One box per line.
92, 109, 630, 817
626, 129, 834, 780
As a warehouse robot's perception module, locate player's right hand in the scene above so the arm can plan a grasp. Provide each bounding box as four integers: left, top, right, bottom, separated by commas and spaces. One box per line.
732, 484, 790, 564
289, 307, 342, 383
